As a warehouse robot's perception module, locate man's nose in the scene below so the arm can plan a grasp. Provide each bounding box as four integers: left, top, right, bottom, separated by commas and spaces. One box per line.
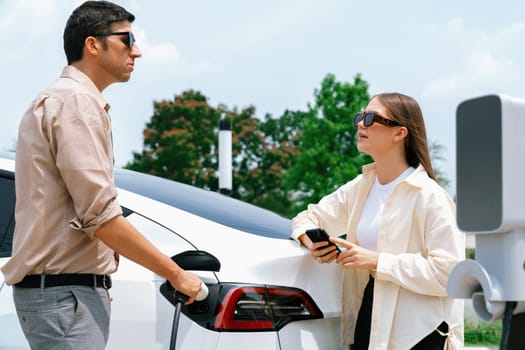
131, 44, 141, 58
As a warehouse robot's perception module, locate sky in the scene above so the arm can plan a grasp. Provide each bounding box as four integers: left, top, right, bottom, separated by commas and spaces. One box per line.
1, 0, 525, 195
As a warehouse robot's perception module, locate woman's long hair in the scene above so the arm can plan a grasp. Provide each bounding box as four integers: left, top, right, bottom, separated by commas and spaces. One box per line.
373, 93, 438, 183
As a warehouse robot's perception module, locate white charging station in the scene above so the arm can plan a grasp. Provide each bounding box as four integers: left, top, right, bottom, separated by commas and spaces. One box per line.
447, 94, 525, 348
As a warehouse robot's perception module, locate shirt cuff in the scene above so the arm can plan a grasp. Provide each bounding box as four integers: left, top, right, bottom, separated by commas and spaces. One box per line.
375, 252, 396, 281
69, 200, 123, 239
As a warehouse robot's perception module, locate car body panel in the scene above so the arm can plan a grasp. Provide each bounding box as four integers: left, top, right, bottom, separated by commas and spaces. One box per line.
0, 155, 344, 349
117, 186, 343, 318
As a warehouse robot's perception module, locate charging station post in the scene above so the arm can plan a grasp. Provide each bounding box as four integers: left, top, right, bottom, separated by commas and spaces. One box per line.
447, 94, 525, 349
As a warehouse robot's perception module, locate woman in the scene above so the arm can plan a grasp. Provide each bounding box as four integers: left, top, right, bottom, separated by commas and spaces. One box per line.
291, 93, 464, 349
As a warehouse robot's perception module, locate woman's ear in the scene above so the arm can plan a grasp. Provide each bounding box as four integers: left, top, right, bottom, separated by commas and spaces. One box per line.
393, 126, 408, 142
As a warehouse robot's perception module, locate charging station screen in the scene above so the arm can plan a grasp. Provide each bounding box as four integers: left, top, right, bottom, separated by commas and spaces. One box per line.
456, 95, 502, 232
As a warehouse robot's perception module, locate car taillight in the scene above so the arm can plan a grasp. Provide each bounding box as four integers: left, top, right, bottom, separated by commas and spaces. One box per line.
213, 285, 323, 331
163, 282, 325, 332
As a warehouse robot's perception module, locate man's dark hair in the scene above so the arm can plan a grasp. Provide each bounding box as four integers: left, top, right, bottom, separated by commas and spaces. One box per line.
63, 1, 135, 64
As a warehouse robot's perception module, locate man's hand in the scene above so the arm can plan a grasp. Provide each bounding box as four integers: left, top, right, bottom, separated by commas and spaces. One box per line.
96, 215, 204, 303
168, 270, 203, 304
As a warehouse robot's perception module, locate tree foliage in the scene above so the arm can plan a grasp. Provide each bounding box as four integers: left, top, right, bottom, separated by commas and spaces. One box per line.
127, 90, 273, 201
280, 74, 372, 213
126, 74, 450, 218
429, 140, 450, 189
126, 90, 221, 190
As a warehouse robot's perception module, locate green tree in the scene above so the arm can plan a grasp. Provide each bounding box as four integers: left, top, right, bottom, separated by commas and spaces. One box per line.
126, 90, 269, 202
126, 75, 451, 219
281, 73, 372, 214
126, 75, 373, 217
251, 109, 303, 217
126, 90, 221, 190
226, 105, 265, 201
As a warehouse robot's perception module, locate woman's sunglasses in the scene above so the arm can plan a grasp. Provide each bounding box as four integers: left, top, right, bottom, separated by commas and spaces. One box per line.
353, 111, 401, 127
92, 31, 136, 49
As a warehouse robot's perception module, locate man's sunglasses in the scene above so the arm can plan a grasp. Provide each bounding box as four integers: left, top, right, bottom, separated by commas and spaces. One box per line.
353, 111, 401, 127
92, 31, 135, 49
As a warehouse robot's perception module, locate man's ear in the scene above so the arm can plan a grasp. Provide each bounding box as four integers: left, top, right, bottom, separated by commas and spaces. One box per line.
84, 36, 100, 57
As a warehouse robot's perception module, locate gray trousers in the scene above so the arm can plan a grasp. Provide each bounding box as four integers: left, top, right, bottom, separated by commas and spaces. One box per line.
13, 285, 111, 350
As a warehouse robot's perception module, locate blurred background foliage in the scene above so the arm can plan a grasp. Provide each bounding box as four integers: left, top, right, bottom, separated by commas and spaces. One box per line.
126, 73, 449, 218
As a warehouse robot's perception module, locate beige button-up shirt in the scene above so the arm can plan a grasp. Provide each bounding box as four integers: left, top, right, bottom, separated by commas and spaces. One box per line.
292, 164, 465, 350
2, 66, 122, 285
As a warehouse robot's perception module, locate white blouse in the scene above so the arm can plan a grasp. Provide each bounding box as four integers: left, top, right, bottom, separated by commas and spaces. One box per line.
357, 167, 415, 251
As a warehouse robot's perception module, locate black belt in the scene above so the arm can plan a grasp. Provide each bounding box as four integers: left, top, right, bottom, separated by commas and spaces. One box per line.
15, 274, 112, 289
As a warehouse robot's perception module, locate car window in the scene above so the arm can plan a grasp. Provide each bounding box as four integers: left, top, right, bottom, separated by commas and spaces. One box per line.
0, 172, 15, 258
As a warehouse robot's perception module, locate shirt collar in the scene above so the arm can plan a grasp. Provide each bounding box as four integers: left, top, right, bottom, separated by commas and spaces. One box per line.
61, 65, 110, 112
362, 162, 428, 189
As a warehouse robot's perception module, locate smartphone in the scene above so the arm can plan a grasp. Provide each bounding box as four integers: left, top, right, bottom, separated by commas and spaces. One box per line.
305, 228, 341, 254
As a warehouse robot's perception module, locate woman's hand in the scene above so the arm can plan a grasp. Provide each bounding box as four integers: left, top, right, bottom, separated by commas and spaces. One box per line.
299, 234, 339, 264
330, 237, 379, 270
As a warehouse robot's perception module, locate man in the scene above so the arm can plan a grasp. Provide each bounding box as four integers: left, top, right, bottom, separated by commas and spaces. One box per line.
1, 1, 202, 349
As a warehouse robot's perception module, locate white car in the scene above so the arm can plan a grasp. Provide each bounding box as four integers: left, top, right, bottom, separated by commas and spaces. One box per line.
0, 154, 344, 349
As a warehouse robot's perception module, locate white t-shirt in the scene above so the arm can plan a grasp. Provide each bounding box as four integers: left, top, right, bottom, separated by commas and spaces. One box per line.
356, 167, 415, 251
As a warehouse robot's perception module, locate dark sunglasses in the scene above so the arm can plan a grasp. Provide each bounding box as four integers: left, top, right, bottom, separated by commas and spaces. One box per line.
92, 31, 136, 49
353, 111, 401, 127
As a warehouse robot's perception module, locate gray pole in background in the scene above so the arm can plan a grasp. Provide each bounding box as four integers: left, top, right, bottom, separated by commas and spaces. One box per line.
218, 119, 232, 195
